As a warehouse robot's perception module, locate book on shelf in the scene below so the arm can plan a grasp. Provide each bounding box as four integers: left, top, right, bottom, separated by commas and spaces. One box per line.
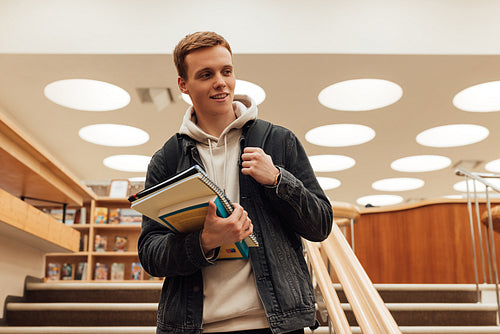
75, 262, 87, 280
108, 208, 121, 224
128, 165, 258, 260
94, 235, 107, 252
94, 207, 108, 224
119, 208, 142, 225
94, 263, 108, 280
50, 208, 76, 225
111, 262, 125, 280
131, 262, 143, 280
74, 207, 87, 224
114, 236, 128, 252
47, 263, 60, 281
80, 234, 89, 252
61, 263, 75, 280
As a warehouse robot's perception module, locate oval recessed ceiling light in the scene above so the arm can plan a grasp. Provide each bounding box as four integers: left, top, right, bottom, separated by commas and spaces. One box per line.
309, 154, 356, 172
103, 155, 151, 172
44, 79, 130, 111
416, 124, 489, 148
316, 177, 341, 190
318, 78, 403, 111
442, 194, 464, 199
485, 158, 500, 173
357, 194, 404, 207
182, 79, 266, 105
453, 81, 500, 112
306, 124, 375, 147
453, 179, 500, 193
129, 176, 146, 182
391, 155, 452, 172
79, 124, 149, 147
372, 177, 424, 192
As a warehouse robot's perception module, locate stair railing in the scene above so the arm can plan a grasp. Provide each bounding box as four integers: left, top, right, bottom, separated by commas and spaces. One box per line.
304, 202, 401, 333
455, 168, 500, 321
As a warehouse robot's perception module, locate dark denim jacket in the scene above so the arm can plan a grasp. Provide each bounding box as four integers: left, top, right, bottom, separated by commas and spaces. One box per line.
138, 120, 333, 334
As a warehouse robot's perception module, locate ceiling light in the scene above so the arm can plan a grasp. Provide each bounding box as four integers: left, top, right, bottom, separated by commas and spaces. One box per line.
79, 124, 149, 147
453, 81, 500, 112
485, 158, 500, 173
416, 124, 489, 148
305, 124, 375, 147
309, 154, 356, 172
357, 195, 404, 207
129, 176, 146, 182
442, 195, 464, 199
391, 155, 452, 172
181, 79, 266, 105
103, 155, 151, 172
316, 177, 341, 190
318, 78, 403, 111
453, 179, 500, 193
372, 178, 424, 191
44, 79, 130, 111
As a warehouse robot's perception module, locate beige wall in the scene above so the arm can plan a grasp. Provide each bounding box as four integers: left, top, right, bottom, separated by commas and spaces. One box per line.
0, 233, 44, 318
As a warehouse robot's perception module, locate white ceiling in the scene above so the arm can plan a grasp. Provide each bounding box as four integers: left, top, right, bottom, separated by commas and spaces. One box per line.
1, 0, 500, 207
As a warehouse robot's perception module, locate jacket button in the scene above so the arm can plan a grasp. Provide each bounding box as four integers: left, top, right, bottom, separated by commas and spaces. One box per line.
193, 286, 200, 292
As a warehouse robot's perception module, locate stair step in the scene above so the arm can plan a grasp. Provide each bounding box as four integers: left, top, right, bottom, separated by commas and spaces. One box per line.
0, 327, 157, 333
1, 327, 500, 334
342, 303, 498, 326
5, 303, 158, 326
333, 283, 480, 303
24, 282, 162, 303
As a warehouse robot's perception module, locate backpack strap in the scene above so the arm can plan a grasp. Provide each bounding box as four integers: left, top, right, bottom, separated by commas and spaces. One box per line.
244, 119, 273, 149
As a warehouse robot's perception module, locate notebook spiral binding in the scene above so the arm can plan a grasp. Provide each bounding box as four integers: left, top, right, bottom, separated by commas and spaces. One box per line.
198, 168, 259, 247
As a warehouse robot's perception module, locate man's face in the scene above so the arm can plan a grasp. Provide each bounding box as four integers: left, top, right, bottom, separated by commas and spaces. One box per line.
178, 45, 235, 116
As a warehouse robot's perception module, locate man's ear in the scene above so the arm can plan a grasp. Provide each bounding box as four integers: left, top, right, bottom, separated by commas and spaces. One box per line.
178, 77, 188, 94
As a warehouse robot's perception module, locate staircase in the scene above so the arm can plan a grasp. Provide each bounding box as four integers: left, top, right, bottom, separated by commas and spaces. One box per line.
2, 280, 500, 333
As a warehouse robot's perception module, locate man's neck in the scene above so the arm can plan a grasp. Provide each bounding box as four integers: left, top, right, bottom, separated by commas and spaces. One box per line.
195, 108, 237, 138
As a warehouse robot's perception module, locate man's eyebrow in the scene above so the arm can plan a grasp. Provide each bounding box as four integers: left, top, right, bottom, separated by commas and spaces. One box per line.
194, 67, 212, 76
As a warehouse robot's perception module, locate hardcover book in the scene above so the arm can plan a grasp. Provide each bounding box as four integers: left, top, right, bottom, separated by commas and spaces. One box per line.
75, 262, 87, 280
47, 263, 60, 281
114, 236, 128, 252
131, 262, 143, 280
128, 165, 258, 260
94, 235, 107, 252
108, 208, 121, 224
61, 263, 74, 280
94, 207, 108, 224
111, 262, 125, 280
94, 263, 108, 280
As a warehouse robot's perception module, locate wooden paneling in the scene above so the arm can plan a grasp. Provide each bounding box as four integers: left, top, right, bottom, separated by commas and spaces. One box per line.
354, 200, 500, 284
0, 187, 80, 253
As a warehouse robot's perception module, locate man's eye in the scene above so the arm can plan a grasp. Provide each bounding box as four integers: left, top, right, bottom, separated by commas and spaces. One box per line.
223, 70, 232, 75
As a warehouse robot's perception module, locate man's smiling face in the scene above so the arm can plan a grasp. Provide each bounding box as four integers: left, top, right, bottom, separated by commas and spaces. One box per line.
178, 45, 235, 118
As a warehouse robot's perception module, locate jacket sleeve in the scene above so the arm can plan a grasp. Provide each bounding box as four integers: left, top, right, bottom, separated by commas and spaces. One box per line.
263, 128, 333, 242
137, 145, 216, 278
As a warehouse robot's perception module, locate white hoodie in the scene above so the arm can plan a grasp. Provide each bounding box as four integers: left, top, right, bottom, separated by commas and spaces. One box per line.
178, 95, 269, 332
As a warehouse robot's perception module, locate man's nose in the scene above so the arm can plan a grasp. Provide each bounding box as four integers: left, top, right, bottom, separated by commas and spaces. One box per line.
213, 74, 226, 89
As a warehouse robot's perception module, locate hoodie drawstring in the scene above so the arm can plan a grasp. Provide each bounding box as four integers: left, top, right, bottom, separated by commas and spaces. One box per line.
207, 137, 228, 194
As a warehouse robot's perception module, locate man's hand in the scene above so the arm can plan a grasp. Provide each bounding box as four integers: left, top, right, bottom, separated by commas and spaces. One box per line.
200, 201, 253, 254
241, 147, 280, 186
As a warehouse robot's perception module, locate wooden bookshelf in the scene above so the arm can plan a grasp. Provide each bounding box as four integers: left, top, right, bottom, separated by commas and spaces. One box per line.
45, 197, 159, 282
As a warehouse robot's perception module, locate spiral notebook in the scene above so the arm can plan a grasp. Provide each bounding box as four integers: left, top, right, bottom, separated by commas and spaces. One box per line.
128, 165, 258, 260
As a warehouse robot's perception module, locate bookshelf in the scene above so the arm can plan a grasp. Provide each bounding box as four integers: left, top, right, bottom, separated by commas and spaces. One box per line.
45, 197, 159, 282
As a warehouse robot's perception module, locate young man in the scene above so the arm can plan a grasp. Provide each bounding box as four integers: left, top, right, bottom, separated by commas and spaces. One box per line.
138, 31, 333, 334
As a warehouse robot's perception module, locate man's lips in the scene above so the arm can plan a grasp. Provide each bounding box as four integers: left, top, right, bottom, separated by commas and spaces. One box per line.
210, 93, 229, 100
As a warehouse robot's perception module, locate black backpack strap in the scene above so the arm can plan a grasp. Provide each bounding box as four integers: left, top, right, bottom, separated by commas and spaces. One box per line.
244, 119, 273, 149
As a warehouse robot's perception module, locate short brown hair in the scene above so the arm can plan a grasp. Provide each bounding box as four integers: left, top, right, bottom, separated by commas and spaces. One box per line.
173, 31, 232, 79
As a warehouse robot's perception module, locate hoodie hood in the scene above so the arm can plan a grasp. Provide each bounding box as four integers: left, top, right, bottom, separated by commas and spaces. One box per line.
179, 94, 258, 145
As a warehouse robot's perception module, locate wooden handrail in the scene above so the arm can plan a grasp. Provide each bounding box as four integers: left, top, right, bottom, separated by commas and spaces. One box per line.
304, 240, 350, 333
332, 201, 360, 220
322, 225, 400, 333
306, 201, 400, 333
